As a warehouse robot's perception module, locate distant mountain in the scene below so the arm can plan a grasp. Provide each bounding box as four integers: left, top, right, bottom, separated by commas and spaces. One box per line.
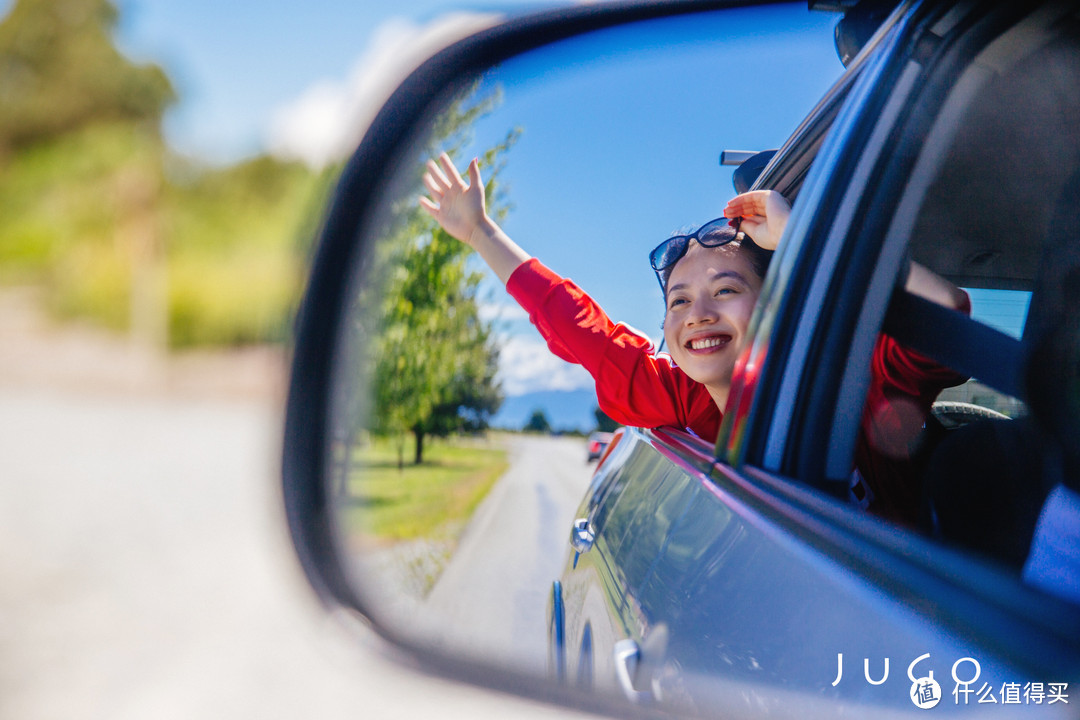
491, 388, 600, 432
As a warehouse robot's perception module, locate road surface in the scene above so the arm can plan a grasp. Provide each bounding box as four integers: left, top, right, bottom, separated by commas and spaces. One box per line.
422, 434, 592, 674
0, 289, 603, 720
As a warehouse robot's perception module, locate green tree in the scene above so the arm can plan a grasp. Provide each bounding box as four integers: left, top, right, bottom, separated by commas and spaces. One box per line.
363, 88, 517, 467
523, 409, 552, 434
593, 406, 619, 433
0, 0, 174, 154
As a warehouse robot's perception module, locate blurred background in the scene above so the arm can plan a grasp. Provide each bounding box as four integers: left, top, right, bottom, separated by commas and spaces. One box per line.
0, 0, 606, 717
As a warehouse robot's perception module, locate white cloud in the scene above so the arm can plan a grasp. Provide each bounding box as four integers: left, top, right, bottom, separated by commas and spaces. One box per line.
478, 301, 528, 323
497, 335, 594, 396
266, 12, 498, 168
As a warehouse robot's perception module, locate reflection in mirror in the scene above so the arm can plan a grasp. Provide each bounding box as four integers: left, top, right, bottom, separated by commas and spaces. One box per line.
322, 4, 843, 684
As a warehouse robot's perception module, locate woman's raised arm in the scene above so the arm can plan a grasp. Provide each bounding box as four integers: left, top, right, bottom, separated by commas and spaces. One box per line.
420, 153, 530, 285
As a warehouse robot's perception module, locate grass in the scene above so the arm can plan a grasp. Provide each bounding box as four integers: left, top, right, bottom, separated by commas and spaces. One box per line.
344, 434, 509, 543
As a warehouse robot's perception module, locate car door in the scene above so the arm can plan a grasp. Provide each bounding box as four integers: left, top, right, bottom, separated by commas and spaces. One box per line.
562, 2, 1080, 716
558, 426, 710, 696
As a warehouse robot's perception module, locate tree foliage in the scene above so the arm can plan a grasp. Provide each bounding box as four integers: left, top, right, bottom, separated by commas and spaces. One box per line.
355, 88, 517, 465
593, 406, 619, 433
0, 0, 327, 349
0, 0, 175, 153
523, 409, 552, 434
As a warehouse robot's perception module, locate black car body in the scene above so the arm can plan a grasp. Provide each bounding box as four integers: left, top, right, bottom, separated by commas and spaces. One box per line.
549, 2, 1080, 716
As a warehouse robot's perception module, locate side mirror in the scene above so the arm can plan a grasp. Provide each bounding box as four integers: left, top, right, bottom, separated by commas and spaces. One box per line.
281, 2, 842, 715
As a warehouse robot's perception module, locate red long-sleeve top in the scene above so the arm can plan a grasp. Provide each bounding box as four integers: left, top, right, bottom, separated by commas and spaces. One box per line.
506, 258, 968, 522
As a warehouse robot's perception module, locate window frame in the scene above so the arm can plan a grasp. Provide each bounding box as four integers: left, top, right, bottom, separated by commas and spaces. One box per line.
714, 0, 921, 476
702, 0, 1080, 679
723, 3, 1040, 483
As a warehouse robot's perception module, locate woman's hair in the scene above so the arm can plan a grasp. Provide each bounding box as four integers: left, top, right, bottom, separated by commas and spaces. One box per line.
658, 228, 774, 296
735, 234, 774, 279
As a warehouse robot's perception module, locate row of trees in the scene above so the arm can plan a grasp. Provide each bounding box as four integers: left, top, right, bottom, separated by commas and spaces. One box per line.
522, 406, 619, 434
0, 0, 327, 348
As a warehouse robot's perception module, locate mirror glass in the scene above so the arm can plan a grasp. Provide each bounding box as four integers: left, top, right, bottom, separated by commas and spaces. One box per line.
324, 3, 845, 683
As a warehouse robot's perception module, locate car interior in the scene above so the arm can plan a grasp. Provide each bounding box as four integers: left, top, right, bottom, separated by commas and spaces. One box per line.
874, 10, 1080, 585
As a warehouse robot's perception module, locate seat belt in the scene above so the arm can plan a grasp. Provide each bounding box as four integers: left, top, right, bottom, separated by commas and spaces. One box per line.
882, 288, 1024, 400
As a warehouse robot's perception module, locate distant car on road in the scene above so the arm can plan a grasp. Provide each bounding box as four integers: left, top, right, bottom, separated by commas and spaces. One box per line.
585, 431, 613, 462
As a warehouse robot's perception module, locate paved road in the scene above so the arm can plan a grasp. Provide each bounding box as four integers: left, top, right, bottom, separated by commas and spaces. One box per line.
0, 386, 601, 720
421, 434, 592, 675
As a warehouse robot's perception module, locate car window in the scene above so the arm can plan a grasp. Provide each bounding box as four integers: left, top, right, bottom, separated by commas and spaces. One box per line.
713, 8, 912, 473
719, 4, 1079, 579
965, 288, 1031, 340
934, 288, 1031, 417
859, 7, 1080, 571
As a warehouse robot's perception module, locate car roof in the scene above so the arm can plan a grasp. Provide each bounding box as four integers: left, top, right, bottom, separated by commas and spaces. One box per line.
755, 8, 1080, 293
912, 23, 1080, 291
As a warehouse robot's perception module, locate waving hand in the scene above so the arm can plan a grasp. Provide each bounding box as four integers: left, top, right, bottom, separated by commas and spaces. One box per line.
420, 153, 490, 248
418, 152, 530, 284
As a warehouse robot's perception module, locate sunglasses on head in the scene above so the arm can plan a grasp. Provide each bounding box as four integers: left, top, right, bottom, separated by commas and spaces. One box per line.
649, 217, 742, 290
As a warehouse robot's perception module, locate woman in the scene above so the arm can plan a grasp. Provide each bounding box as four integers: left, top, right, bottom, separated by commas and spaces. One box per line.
420, 153, 968, 521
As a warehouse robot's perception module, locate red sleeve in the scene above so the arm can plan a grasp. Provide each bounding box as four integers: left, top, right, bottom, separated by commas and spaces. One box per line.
506, 259, 720, 438
858, 291, 972, 522
871, 290, 971, 413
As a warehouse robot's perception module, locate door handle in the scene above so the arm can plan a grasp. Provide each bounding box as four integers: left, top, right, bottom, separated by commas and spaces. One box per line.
613, 624, 668, 705
613, 639, 652, 704
570, 517, 594, 553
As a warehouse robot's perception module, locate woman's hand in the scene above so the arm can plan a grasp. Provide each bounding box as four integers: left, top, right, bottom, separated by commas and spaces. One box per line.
419, 152, 531, 285
420, 153, 489, 248
723, 190, 791, 251
723, 190, 967, 311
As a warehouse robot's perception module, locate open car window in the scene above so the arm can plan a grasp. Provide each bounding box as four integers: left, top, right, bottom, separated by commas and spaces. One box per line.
830, 7, 1080, 580
713, 4, 1080, 585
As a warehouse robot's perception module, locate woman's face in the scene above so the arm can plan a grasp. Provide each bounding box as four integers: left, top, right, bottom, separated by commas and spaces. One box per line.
662, 242, 764, 395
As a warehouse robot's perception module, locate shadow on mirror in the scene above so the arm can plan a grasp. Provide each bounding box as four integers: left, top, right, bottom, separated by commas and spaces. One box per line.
322, 3, 843, 686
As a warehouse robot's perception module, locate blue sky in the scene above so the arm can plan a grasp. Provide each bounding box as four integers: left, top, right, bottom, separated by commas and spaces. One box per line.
108, 0, 553, 162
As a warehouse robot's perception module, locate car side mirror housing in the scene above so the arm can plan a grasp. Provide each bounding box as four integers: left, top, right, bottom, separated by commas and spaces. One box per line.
280, 2, 844, 715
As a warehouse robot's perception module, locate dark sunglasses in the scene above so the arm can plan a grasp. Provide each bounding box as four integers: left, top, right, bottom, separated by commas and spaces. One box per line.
649, 217, 742, 290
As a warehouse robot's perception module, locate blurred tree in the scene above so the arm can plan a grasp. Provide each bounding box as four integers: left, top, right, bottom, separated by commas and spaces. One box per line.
163, 154, 326, 347
523, 409, 552, 434
0, 0, 323, 352
357, 87, 516, 467
0, 0, 174, 153
593, 406, 619, 433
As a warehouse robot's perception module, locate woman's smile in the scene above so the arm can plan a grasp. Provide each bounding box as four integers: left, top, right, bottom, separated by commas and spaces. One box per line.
685, 332, 733, 353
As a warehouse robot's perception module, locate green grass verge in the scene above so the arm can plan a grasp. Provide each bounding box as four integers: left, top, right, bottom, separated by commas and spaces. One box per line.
345, 434, 508, 543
